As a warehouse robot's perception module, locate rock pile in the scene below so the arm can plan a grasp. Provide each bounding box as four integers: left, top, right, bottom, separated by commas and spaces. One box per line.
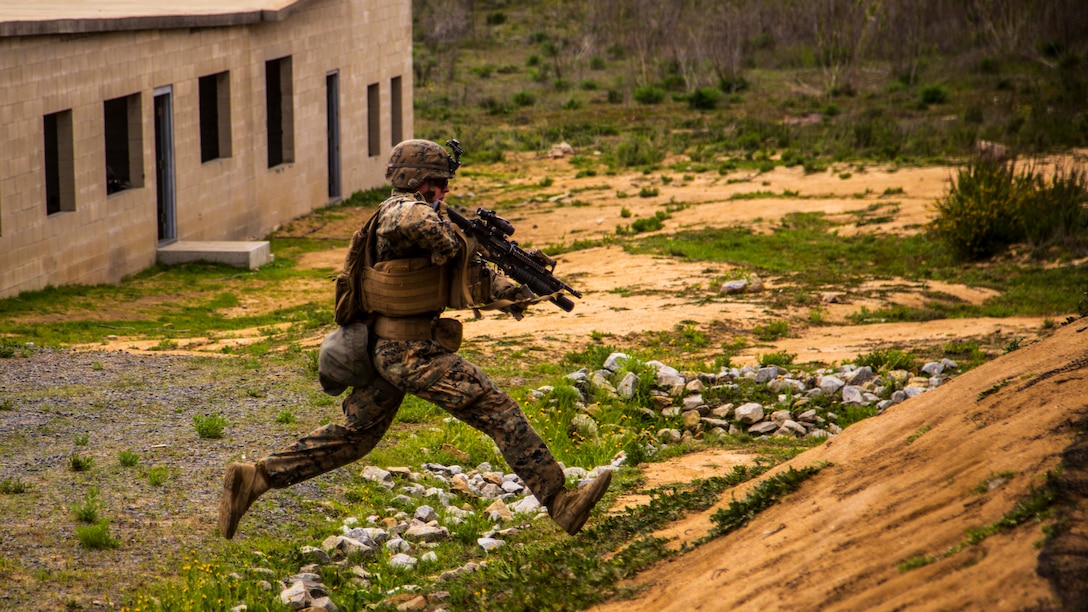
536, 352, 958, 445
258, 459, 617, 611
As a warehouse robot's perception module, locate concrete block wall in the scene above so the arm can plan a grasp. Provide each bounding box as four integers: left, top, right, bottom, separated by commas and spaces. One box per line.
0, 0, 413, 298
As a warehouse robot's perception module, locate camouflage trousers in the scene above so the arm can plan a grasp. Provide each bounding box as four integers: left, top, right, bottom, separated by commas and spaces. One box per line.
257, 338, 566, 506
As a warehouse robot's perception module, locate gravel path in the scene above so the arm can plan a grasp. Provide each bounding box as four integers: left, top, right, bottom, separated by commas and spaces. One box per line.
0, 348, 340, 610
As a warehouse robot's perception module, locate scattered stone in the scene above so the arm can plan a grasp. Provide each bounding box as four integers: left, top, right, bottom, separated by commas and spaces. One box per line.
389, 553, 418, 571
735, 402, 764, 425
478, 537, 505, 552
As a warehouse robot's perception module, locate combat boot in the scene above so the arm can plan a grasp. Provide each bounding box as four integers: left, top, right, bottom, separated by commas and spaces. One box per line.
218, 462, 270, 539
547, 469, 613, 535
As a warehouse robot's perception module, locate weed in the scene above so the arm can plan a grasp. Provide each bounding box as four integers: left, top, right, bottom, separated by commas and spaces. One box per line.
898, 554, 936, 572
0, 477, 30, 494
978, 379, 1011, 401
758, 351, 796, 367
906, 426, 931, 444
619, 207, 632, 218
72, 488, 102, 523
630, 211, 669, 233
0, 399, 14, 411
193, 413, 228, 439
703, 464, 827, 540
73, 433, 89, 446
638, 186, 659, 198
118, 450, 140, 467
853, 348, 916, 372
753, 320, 789, 342
69, 454, 94, 472
76, 521, 119, 550
275, 410, 296, 425
147, 466, 169, 486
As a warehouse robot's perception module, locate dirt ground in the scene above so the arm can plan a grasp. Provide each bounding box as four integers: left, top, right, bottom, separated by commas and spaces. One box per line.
70, 152, 1088, 609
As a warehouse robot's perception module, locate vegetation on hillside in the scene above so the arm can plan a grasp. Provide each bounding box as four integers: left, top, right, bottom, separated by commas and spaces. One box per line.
413, 0, 1088, 166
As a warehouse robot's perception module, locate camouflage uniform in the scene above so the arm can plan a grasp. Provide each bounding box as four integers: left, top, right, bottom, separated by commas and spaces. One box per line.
256, 191, 566, 507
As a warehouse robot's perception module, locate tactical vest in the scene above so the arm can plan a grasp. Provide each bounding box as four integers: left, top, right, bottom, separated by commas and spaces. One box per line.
333, 199, 492, 327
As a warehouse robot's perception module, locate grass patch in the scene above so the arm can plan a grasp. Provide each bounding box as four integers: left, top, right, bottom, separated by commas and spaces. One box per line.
147, 466, 170, 487
69, 453, 94, 472
76, 521, 120, 550
701, 464, 827, 541
193, 413, 229, 439
118, 450, 140, 467
72, 488, 103, 523
0, 477, 31, 494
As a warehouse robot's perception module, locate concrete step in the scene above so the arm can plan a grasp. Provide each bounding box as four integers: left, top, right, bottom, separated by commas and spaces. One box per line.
157, 241, 273, 270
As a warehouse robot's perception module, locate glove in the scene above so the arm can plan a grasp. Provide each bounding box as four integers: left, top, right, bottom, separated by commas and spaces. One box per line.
495, 282, 535, 321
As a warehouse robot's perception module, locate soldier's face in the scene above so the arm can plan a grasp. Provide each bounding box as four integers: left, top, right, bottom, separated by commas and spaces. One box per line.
419, 178, 450, 203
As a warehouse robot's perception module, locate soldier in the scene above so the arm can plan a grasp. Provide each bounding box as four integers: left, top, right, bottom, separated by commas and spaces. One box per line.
219, 139, 611, 539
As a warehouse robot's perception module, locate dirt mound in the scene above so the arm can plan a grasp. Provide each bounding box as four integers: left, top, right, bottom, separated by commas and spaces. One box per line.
593, 320, 1088, 611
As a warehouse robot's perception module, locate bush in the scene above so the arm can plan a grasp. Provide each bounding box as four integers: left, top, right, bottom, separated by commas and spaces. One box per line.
931, 158, 1088, 260
148, 466, 169, 486
0, 478, 30, 494
920, 84, 948, 105
193, 413, 228, 439
118, 450, 140, 467
854, 348, 916, 372
511, 90, 536, 107
77, 521, 119, 550
69, 454, 94, 472
611, 136, 665, 168
72, 488, 102, 523
688, 87, 722, 110
633, 85, 666, 105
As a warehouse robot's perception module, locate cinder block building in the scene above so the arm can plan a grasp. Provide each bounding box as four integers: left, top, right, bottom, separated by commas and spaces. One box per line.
0, 0, 412, 299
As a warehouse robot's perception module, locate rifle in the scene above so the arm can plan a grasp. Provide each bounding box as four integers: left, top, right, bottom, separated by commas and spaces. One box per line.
441, 204, 582, 312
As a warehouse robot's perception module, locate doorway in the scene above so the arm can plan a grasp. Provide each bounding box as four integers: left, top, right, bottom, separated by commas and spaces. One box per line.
154, 86, 177, 243
326, 71, 342, 200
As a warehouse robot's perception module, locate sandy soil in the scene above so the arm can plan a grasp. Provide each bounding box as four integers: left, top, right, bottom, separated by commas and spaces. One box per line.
593, 320, 1088, 612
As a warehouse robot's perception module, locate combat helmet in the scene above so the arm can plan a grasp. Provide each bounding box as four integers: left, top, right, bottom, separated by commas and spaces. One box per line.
386, 139, 461, 191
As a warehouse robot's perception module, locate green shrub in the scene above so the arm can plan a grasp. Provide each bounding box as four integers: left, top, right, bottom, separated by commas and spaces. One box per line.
611, 136, 665, 168
275, 410, 296, 425
631, 211, 669, 233
73, 433, 89, 446
930, 158, 1032, 259
118, 450, 140, 467
758, 351, 796, 367
0, 399, 14, 411
853, 348, 916, 372
638, 186, 659, 198
931, 158, 1088, 260
69, 454, 94, 472
633, 85, 666, 105
76, 521, 119, 550
753, 320, 789, 342
688, 87, 722, 110
0, 478, 30, 494
148, 466, 169, 486
72, 488, 102, 523
512, 91, 535, 107
193, 414, 228, 439
620, 207, 632, 218
920, 84, 948, 104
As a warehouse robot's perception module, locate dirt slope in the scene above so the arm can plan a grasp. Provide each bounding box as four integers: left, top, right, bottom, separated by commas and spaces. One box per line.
593, 321, 1088, 611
